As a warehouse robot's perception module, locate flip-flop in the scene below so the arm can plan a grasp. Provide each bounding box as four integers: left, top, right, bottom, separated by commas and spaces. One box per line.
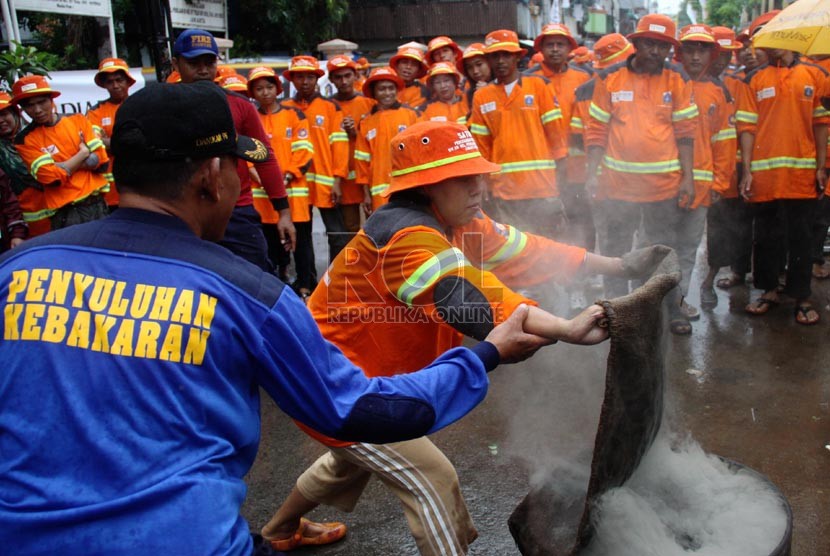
745, 297, 778, 315
269, 518, 347, 551
699, 286, 718, 307
716, 275, 745, 289
794, 304, 820, 325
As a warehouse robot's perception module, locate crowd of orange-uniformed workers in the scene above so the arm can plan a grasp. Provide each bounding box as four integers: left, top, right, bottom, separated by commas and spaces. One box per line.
1, 11, 829, 552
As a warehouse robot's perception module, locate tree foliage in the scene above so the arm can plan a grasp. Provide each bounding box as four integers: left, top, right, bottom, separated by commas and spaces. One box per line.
0, 41, 58, 91
235, 0, 350, 56
706, 0, 760, 29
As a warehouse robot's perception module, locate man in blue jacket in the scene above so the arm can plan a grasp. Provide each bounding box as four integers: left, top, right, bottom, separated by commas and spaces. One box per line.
0, 81, 548, 555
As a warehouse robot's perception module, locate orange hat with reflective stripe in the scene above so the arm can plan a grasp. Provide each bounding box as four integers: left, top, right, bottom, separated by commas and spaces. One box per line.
362, 66, 405, 98
426, 62, 461, 86
627, 13, 679, 48
749, 10, 780, 37
247, 66, 282, 96
736, 27, 751, 44
572, 46, 594, 64
214, 65, 239, 83
427, 36, 464, 63
282, 55, 325, 80
166, 70, 182, 83
11, 75, 60, 105
0, 92, 14, 110
531, 51, 544, 65
218, 73, 248, 93
386, 120, 501, 194
327, 54, 358, 73
593, 33, 635, 69
390, 47, 429, 79
534, 23, 578, 52
457, 42, 486, 74
356, 56, 370, 70
712, 26, 742, 50
679, 24, 717, 45
94, 57, 136, 88
484, 29, 528, 56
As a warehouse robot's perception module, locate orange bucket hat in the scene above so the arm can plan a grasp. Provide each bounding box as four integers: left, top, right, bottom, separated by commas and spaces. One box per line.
390, 47, 429, 79
214, 65, 239, 83
627, 13, 680, 48
11, 75, 60, 105
386, 121, 500, 195
749, 10, 781, 38
362, 66, 404, 98
356, 56, 370, 70
457, 42, 487, 74
247, 66, 282, 96
218, 73, 248, 92
427, 36, 464, 63
0, 91, 15, 111
282, 55, 325, 80
711, 27, 742, 50
572, 46, 594, 64
326, 55, 359, 73
534, 23, 578, 52
426, 62, 461, 86
165, 70, 182, 83
593, 33, 635, 69
678, 24, 717, 46
94, 57, 136, 88
484, 29, 528, 56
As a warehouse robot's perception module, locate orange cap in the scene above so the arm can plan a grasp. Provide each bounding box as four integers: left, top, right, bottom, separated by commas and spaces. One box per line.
390, 47, 429, 79
218, 73, 248, 92
94, 57, 136, 88
327, 55, 358, 73
165, 70, 181, 83
362, 66, 405, 98
593, 33, 635, 69
484, 29, 528, 55
628, 13, 679, 48
457, 42, 487, 74
534, 23, 578, 52
426, 61, 461, 85
678, 24, 717, 45
247, 66, 282, 96
749, 10, 780, 37
427, 36, 464, 63
387, 121, 501, 195
11, 75, 60, 105
214, 65, 239, 83
283, 55, 325, 80
712, 26, 742, 50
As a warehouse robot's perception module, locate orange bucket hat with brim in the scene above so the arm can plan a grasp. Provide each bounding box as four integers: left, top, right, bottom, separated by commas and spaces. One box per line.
457, 42, 487, 74
749, 10, 781, 38
247, 66, 282, 96
0, 91, 16, 111
282, 56, 325, 80
11, 75, 60, 105
386, 121, 501, 195
593, 33, 635, 69
712, 27, 743, 50
427, 36, 464, 63
627, 13, 680, 49
426, 62, 461, 85
362, 66, 404, 98
356, 57, 370, 70
534, 23, 578, 52
214, 65, 239, 83
679, 24, 718, 46
327, 55, 359, 73
94, 57, 136, 88
390, 47, 429, 79
218, 73, 248, 93
484, 29, 528, 56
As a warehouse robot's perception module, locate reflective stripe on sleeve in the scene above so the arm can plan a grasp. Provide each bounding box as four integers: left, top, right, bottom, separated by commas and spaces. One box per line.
813, 106, 830, 118
30, 153, 54, 179
540, 107, 562, 125
671, 104, 699, 122
397, 247, 467, 306
288, 186, 310, 197
330, 131, 349, 143
470, 123, 490, 136
481, 225, 528, 271
603, 155, 681, 174
370, 183, 389, 196
750, 157, 816, 172
693, 169, 714, 182
735, 110, 758, 124
313, 173, 336, 187
86, 138, 105, 152
498, 160, 557, 174
292, 140, 314, 152
23, 207, 57, 222
712, 128, 737, 142
588, 102, 611, 123
571, 116, 584, 130
354, 150, 371, 162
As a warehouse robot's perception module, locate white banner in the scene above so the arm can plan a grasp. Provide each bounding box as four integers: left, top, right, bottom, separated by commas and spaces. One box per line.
13, 0, 111, 18
170, 0, 226, 32
38, 68, 146, 116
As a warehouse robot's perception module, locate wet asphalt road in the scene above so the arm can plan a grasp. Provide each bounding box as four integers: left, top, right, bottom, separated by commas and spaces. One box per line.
240, 223, 830, 556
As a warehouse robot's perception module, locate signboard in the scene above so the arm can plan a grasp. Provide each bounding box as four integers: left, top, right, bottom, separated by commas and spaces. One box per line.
42, 68, 145, 116
13, 0, 111, 18
170, 0, 226, 32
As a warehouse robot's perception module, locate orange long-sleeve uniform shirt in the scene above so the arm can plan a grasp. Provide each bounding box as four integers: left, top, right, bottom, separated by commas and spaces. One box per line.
688, 76, 734, 208
735, 60, 830, 203
282, 93, 349, 209
335, 92, 376, 205
255, 105, 314, 223
809, 57, 830, 167
400, 80, 430, 110
14, 114, 109, 213
469, 76, 568, 200
417, 97, 469, 125
302, 200, 587, 447
585, 59, 699, 202
715, 72, 746, 199
85, 99, 120, 206
526, 63, 592, 184
354, 103, 419, 209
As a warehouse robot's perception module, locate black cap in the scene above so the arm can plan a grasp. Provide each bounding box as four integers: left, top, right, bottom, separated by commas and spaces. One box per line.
111, 81, 268, 163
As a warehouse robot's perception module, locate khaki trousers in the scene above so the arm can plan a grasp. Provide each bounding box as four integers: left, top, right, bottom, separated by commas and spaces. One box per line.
297, 436, 478, 556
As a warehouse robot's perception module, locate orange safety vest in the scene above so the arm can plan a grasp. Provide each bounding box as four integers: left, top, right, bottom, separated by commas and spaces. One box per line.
256, 105, 314, 223
302, 201, 586, 447
282, 94, 349, 209
469, 76, 568, 200
14, 114, 109, 212
334, 92, 376, 205
735, 60, 830, 202
86, 99, 120, 207
354, 103, 419, 209
417, 96, 469, 125
689, 76, 734, 208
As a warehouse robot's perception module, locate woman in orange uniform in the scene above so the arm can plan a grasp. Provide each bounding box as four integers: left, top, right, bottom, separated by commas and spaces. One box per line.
418, 62, 468, 124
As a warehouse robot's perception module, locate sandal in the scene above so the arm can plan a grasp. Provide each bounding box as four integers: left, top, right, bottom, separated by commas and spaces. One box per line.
794, 304, 820, 325
681, 299, 700, 321
716, 274, 745, 289
699, 285, 718, 308
269, 518, 347, 551
669, 317, 692, 335
745, 297, 779, 315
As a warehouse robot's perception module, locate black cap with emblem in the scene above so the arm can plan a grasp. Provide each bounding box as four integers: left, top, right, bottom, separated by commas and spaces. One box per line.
111, 81, 268, 164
